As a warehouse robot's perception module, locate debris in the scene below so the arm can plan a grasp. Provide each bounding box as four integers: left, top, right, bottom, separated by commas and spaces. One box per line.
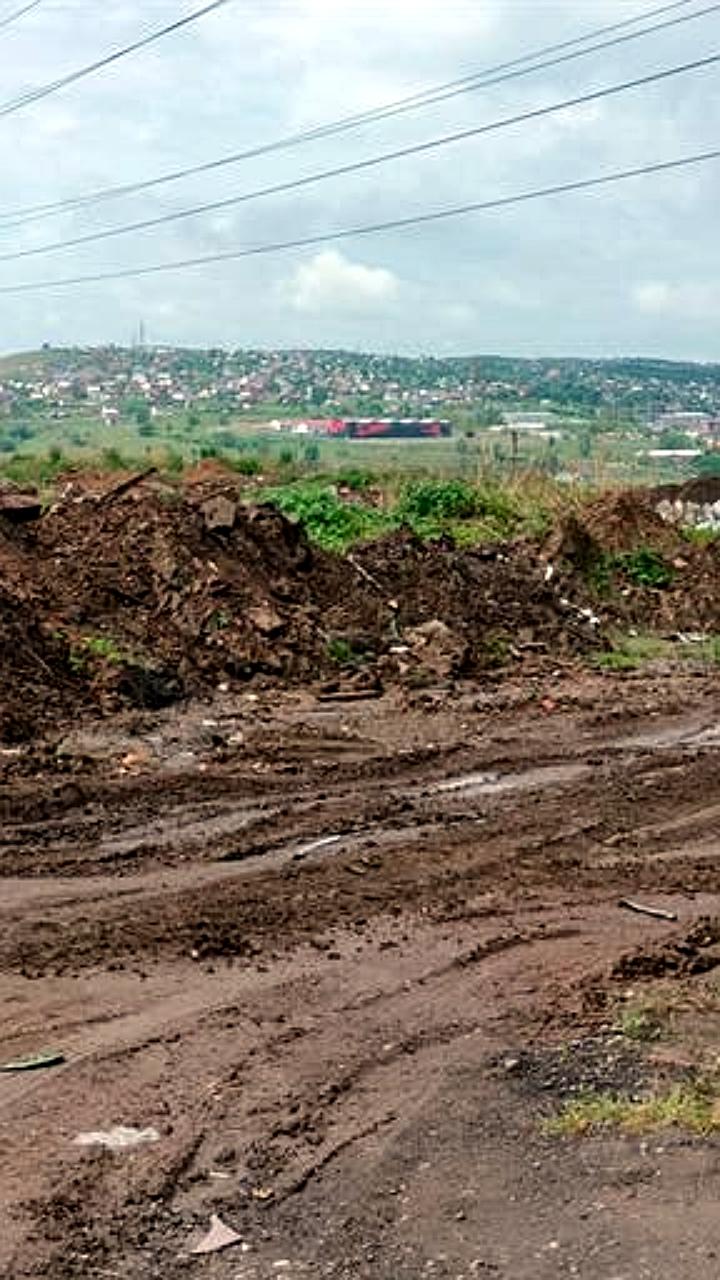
191, 1213, 243, 1256
0, 1050, 65, 1073
292, 834, 343, 861
405, 618, 466, 681
251, 1185, 274, 1202
317, 689, 382, 703
201, 493, 237, 532
96, 468, 157, 507
246, 603, 284, 636
619, 898, 678, 923
0, 485, 42, 524
74, 1126, 160, 1150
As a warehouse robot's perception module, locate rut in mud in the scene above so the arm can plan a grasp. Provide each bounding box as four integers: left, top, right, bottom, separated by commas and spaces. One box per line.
1, 673, 719, 1279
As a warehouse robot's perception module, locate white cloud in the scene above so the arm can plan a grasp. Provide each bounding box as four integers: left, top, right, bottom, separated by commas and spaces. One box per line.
632, 281, 720, 320
284, 250, 401, 314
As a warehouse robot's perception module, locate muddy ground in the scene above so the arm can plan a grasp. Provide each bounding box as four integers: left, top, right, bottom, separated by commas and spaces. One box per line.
1, 663, 719, 1279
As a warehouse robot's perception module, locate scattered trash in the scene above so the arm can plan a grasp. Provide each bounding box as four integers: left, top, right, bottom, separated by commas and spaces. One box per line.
317, 689, 382, 703
251, 1185, 274, 1202
619, 898, 678, 923
74, 1125, 160, 1150
0, 1050, 65, 1073
191, 1213, 243, 1256
292, 834, 343, 861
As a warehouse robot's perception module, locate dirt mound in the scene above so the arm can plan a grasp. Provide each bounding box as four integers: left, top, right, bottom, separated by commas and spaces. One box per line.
548, 490, 682, 567
0, 477, 607, 740
334, 534, 599, 674
0, 474, 716, 742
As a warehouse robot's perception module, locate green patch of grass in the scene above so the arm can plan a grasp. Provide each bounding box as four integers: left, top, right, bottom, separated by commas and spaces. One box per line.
545, 1081, 720, 1137
684, 526, 720, 545
264, 483, 394, 552
326, 636, 367, 667
595, 634, 671, 671
57, 631, 128, 673
615, 1000, 666, 1043
80, 634, 125, 663
596, 632, 720, 672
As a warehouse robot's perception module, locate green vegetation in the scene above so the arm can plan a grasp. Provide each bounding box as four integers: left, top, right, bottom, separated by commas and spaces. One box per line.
326, 636, 368, 666
595, 632, 720, 672
546, 1080, 720, 1137
56, 631, 129, 673
264, 483, 393, 552
615, 999, 667, 1043
261, 474, 560, 552
616, 547, 674, 589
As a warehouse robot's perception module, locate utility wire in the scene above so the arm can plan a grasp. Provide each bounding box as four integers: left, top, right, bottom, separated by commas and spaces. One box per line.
0, 0, 42, 32
2, 47, 719, 264
0, 0, 230, 120
0, 0, 714, 228
1, 145, 718, 294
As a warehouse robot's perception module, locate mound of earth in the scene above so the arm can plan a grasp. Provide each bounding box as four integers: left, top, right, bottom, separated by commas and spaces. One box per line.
0, 473, 717, 742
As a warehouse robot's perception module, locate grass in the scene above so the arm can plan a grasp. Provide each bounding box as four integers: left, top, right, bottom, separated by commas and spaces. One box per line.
545, 1080, 720, 1137
262, 473, 564, 552
615, 998, 667, 1043
595, 632, 720, 672
56, 631, 129, 673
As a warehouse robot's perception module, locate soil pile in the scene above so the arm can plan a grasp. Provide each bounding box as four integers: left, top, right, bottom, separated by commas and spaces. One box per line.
0, 474, 717, 741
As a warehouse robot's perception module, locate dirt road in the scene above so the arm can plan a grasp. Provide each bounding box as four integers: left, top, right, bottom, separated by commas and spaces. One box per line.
1, 670, 719, 1278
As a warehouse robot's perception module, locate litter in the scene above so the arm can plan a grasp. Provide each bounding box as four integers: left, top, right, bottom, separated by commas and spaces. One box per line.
0, 1050, 65, 1073
74, 1126, 160, 1150
191, 1213, 243, 1255
619, 898, 678, 923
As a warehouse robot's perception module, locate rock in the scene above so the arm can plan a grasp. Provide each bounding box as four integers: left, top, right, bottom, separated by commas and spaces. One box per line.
247, 603, 284, 635
405, 619, 466, 680
201, 495, 237, 532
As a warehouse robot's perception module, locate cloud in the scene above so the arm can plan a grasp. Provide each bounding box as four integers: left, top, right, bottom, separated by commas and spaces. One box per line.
284, 250, 401, 314
632, 281, 720, 320
0, 2, 718, 357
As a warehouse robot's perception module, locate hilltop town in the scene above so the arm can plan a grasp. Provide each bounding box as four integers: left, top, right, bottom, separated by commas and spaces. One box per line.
3, 346, 720, 429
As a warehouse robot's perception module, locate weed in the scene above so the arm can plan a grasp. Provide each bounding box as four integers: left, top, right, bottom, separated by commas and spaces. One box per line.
546, 1080, 720, 1137
207, 610, 231, 632
595, 634, 670, 671
483, 631, 512, 666
326, 636, 364, 666
596, 632, 720, 672
615, 1000, 665, 1042
616, 547, 674, 589
266, 483, 393, 552
232, 455, 262, 477
397, 479, 481, 522
335, 468, 374, 492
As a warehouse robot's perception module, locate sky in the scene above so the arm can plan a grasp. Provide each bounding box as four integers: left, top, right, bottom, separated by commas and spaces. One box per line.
0, 0, 719, 359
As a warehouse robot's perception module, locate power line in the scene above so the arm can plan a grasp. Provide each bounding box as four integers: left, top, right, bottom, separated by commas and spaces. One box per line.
2, 46, 719, 264
0, 0, 230, 120
1, 144, 718, 294
0, 0, 42, 32
0, 0, 714, 229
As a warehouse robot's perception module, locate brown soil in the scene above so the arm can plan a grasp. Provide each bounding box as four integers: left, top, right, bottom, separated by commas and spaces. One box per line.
1, 473, 718, 744
1, 662, 719, 1279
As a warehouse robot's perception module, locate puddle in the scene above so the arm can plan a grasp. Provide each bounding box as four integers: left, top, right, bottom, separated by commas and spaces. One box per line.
616, 722, 720, 752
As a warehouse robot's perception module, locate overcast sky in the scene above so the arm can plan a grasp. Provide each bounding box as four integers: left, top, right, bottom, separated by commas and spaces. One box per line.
0, 0, 718, 359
